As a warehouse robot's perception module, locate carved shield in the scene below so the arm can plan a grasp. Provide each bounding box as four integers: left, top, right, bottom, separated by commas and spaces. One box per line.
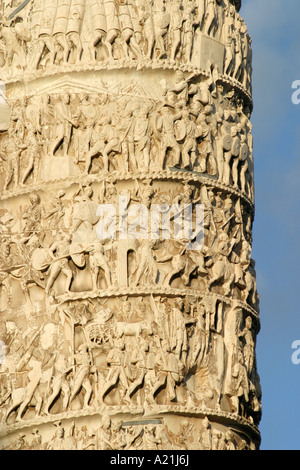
158, 13, 170, 31
240, 143, 249, 161
222, 134, 232, 152
70, 244, 86, 268
175, 120, 186, 142
71, 253, 85, 268
232, 137, 241, 157
31, 248, 53, 271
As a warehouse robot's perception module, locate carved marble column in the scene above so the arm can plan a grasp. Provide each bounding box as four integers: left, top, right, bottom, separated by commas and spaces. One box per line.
0, 0, 261, 450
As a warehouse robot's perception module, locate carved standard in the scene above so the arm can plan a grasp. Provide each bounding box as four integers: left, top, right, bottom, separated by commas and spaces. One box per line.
0, 0, 261, 450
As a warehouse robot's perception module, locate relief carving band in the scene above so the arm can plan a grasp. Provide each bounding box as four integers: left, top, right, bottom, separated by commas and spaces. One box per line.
0, 0, 261, 451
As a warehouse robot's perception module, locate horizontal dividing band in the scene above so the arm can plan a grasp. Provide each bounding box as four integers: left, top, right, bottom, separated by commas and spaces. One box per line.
0, 403, 260, 441
1, 61, 252, 104
54, 286, 260, 320
0, 168, 255, 209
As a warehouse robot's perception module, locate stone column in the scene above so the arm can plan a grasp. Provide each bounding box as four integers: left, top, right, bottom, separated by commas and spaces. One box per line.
0, 0, 261, 450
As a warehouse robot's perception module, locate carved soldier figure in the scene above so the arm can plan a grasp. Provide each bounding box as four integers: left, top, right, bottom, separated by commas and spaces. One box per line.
44, 190, 66, 230
203, 0, 218, 37
133, 239, 159, 287
66, 1, 85, 64
0, 133, 26, 191
21, 125, 42, 185
139, 7, 155, 60
223, 5, 235, 76
133, 102, 152, 170
23, 192, 42, 238
200, 417, 213, 450
76, 94, 96, 161
182, 0, 198, 63
231, 350, 249, 416
51, 93, 78, 157
45, 232, 73, 295
222, 124, 241, 186
156, 105, 183, 169
238, 316, 255, 378
0, 18, 30, 69
119, 0, 142, 60
208, 231, 236, 296
37, 94, 55, 155
44, 354, 72, 414
52, 0, 71, 65
103, 0, 120, 60
100, 339, 130, 404
85, 114, 121, 173
69, 344, 94, 409
180, 108, 201, 168
89, 242, 112, 290
90, 0, 107, 61
153, 3, 170, 59
169, 0, 183, 61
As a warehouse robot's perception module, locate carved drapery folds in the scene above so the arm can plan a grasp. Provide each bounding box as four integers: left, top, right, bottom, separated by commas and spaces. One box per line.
0, 0, 261, 451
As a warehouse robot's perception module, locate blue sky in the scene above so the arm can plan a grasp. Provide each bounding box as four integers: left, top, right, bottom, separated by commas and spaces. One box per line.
241, 0, 300, 450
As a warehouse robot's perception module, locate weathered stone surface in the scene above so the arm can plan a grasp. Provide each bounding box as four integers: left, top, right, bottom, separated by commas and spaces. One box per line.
0, 0, 261, 451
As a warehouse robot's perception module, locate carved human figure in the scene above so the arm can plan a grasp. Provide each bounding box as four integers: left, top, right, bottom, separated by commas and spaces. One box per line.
169, 0, 183, 61
0, 19, 30, 69
153, 3, 170, 59
119, 0, 142, 60
238, 133, 249, 192
126, 339, 149, 405
133, 240, 159, 287
37, 94, 54, 155
7, 347, 45, 422
130, 103, 150, 170
223, 5, 235, 76
238, 316, 255, 378
100, 339, 130, 404
222, 124, 240, 186
180, 108, 201, 168
203, 0, 218, 37
156, 105, 183, 169
168, 298, 193, 363
21, 126, 42, 185
200, 417, 213, 450
90, 0, 107, 61
52, 0, 71, 65
230, 350, 249, 415
32, 2, 56, 69
143, 425, 164, 450
44, 190, 66, 230
208, 231, 235, 295
45, 232, 73, 295
66, 3, 84, 64
51, 93, 78, 157
72, 185, 99, 243
85, 115, 120, 173
196, 104, 217, 175
69, 344, 94, 409
44, 354, 72, 414
89, 242, 112, 290
150, 341, 182, 404
97, 414, 113, 450
139, 7, 155, 60
118, 100, 137, 172
103, 0, 120, 60
22, 192, 42, 238
76, 94, 96, 162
